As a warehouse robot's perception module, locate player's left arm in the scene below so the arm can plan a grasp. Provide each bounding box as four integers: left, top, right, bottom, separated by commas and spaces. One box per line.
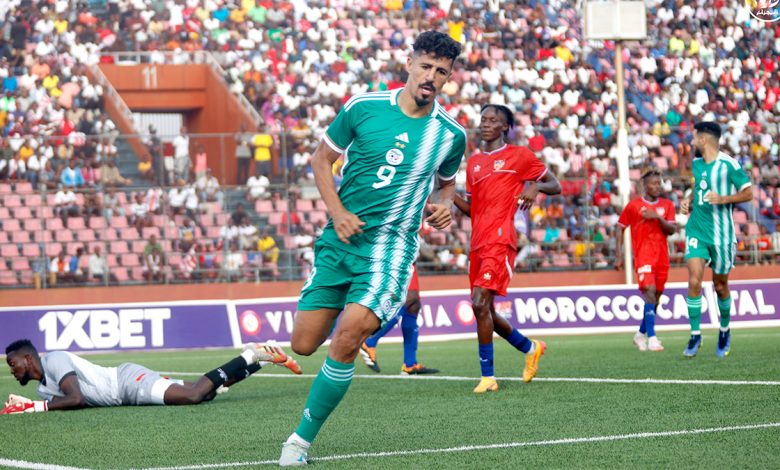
45, 373, 87, 411
518, 171, 561, 210
705, 164, 753, 205
426, 177, 456, 229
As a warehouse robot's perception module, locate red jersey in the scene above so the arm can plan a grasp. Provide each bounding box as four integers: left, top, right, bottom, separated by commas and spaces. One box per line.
466, 144, 548, 251
617, 197, 676, 264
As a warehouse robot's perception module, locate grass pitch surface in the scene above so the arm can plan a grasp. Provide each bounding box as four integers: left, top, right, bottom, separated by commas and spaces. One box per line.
1, 328, 779, 469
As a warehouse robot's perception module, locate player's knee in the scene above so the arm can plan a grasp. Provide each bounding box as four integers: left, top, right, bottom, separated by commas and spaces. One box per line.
644, 287, 658, 304
406, 299, 421, 315
713, 280, 729, 297
291, 340, 317, 357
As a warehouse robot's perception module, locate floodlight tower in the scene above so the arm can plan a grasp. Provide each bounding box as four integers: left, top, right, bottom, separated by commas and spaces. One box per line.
584, 0, 647, 284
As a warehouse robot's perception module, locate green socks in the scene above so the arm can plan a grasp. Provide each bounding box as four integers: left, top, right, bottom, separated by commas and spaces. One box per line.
687, 296, 702, 334
718, 296, 732, 329
294, 357, 354, 443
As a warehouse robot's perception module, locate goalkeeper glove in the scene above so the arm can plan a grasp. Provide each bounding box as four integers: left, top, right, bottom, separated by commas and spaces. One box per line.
1, 400, 48, 414
5, 394, 33, 407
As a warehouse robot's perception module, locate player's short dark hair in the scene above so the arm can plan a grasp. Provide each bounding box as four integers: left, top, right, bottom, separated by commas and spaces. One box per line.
412, 31, 462, 63
5, 339, 37, 356
641, 168, 662, 180
481, 104, 515, 133
694, 121, 722, 139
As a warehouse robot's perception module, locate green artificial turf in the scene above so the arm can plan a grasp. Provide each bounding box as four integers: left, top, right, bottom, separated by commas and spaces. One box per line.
1, 328, 778, 469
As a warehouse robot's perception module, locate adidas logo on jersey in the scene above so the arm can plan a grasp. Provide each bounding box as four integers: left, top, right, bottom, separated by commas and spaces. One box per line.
394, 132, 409, 143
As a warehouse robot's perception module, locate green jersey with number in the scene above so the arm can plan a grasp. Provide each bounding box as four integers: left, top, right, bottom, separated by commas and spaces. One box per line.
687, 152, 751, 245
319, 89, 466, 265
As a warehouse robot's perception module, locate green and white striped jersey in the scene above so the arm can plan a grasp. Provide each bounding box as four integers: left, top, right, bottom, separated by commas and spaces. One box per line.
687, 152, 752, 246
319, 89, 466, 265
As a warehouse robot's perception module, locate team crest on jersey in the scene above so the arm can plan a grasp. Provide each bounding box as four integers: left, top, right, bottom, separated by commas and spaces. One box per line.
385, 148, 404, 166
657, 207, 665, 216
493, 160, 505, 170
473, 164, 481, 172
700, 180, 707, 190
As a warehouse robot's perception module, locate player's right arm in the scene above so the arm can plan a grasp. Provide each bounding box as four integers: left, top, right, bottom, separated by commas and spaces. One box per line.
614, 202, 633, 270
316, 99, 366, 244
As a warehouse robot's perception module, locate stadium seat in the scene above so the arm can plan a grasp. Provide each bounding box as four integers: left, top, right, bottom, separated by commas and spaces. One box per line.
0, 184, 12, 195
22, 244, 40, 257
4, 195, 22, 208
44, 243, 61, 257
131, 267, 145, 280
734, 211, 748, 225
255, 200, 274, 213
654, 157, 669, 170
315, 200, 328, 211
0, 232, 8, 243
296, 199, 313, 212
0, 271, 16, 285
120, 228, 139, 240
309, 211, 328, 225
142, 227, 161, 239
121, 253, 141, 267
274, 200, 289, 212
78, 229, 96, 242
1, 244, 19, 257
748, 223, 760, 236
216, 213, 230, 226
23, 219, 42, 232
131, 240, 147, 253
113, 267, 129, 282
268, 212, 285, 226
12, 231, 30, 243
4, 219, 21, 232
89, 217, 107, 229
11, 259, 29, 271
55, 231, 74, 243
46, 219, 63, 231
164, 227, 178, 239
152, 215, 167, 227
100, 228, 118, 241
14, 181, 33, 193
0, 207, 9, 219
25, 194, 42, 207
67, 218, 86, 230
39, 207, 54, 218
14, 207, 32, 219
110, 241, 130, 254
111, 216, 129, 228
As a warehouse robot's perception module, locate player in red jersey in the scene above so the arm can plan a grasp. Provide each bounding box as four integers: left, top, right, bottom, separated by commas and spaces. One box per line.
615, 168, 677, 352
454, 105, 560, 393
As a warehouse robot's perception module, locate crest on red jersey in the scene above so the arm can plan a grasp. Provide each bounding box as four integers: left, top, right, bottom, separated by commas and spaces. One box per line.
493, 160, 505, 170
657, 207, 665, 216
473, 164, 481, 173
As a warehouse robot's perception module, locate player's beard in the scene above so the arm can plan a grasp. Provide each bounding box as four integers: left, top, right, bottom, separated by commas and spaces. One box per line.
18, 373, 30, 386
694, 149, 703, 159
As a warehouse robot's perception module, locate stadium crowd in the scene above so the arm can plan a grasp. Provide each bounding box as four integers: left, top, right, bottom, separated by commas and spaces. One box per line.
1, 0, 780, 287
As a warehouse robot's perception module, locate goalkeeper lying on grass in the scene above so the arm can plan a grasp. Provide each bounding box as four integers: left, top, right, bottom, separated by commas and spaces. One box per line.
2, 339, 301, 414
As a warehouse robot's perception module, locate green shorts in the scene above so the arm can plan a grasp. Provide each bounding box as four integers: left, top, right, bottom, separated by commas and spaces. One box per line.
684, 236, 736, 275
297, 243, 412, 326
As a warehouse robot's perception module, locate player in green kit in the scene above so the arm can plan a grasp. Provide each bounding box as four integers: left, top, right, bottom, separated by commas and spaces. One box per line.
681, 121, 753, 358
278, 31, 465, 466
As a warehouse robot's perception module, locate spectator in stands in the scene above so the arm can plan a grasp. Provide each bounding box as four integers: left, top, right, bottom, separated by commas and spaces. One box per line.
129, 193, 152, 234
193, 143, 208, 182
102, 188, 124, 222
96, 137, 117, 163
82, 190, 102, 228
756, 225, 773, 265
88, 245, 115, 283
100, 159, 132, 187
195, 168, 223, 207
53, 186, 80, 225
253, 125, 273, 178
173, 127, 191, 183
231, 203, 249, 226
238, 216, 259, 251
168, 180, 188, 216
235, 124, 253, 184
256, 228, 280, 278
222, 241, 245, 281
60, 159, 84, 188
180, 243, 200, 280
291, 142, 312, 182
7, 152, 27, 181
761, 160, 780, 189
68, 247, 86, 284
246, 172, 270, 201
183, 183, 206, 233
25, 150, 41, 188
49, 250, 72, 286
142, 235, 166, 283
199, 243, 219, 279
145, 125, 163, 185
39, 161, 57, 190
516, 232, 540, 271
219, 218, 240, 248
138, 153, 156, 183
178, 217, 197, 252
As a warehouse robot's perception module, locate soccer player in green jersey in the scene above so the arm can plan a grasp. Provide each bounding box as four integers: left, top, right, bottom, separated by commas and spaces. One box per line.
278, 31, 466, 466
680, 121, 753, 358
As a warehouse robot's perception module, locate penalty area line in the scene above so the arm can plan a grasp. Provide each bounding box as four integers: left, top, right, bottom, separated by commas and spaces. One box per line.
140, 422, 780, 469
153, 372, 780, 386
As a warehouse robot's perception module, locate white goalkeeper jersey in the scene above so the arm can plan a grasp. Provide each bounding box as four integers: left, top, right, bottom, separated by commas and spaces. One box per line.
38, 351, 121, 407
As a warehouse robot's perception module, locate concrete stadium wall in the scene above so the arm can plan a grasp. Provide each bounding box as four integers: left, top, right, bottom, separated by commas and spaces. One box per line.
2, 265, 778, 308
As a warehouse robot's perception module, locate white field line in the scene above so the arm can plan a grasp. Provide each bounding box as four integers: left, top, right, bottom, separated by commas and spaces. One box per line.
146, 372, 780, 386
2, 373, 779, 386
0, 459, 89, 470
140, 422, 780, 470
